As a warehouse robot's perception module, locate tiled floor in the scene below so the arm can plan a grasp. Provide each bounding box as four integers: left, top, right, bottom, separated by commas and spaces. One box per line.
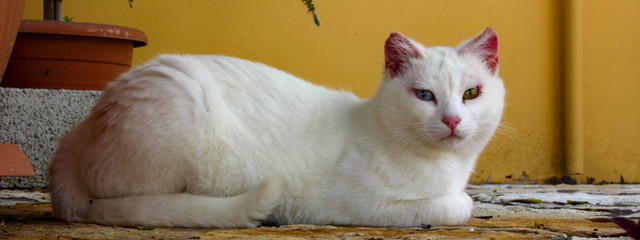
0, 184, 638, 239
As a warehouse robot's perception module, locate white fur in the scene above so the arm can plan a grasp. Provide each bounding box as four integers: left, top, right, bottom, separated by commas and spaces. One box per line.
49, 31, 505, 228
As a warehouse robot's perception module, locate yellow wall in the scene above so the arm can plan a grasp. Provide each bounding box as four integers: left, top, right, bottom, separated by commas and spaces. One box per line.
22, 0, 640, 183
583, 1, 640, 184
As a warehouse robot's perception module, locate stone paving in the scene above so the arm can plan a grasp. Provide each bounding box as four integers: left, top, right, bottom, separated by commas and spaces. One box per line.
0, 184, 638, 239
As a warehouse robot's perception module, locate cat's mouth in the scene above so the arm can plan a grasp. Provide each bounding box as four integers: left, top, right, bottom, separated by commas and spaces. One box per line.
443, 134, 463, 140
440, 133, 464, 145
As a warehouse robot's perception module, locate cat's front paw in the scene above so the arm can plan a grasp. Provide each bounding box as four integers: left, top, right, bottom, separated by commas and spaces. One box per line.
236, 178, 284, 227
424, 192, 472, 226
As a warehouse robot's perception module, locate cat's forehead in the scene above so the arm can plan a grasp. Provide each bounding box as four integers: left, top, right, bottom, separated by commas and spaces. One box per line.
421, 47, 462, 65
408, 46, 480, 89
417, 47, 469, 77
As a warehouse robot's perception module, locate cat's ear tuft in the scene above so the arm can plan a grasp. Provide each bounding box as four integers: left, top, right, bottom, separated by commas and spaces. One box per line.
385, 32, 422, 78
460, 27, 499, 74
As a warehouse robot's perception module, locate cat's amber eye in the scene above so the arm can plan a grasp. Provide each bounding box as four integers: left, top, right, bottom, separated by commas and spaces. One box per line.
463, 87, 480, 100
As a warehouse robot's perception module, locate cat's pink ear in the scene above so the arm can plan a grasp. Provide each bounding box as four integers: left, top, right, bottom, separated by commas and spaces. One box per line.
385, 33, 422, 78
461, 27, 499, 74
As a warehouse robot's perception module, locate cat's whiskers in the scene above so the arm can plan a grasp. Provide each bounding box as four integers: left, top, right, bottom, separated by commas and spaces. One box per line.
382, 123, 429, 135
384, 125, 433, 158
385, 121, 471, 158
495, 121, 522, 139
472, 120, 522, 151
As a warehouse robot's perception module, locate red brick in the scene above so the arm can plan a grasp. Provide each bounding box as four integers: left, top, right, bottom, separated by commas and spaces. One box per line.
0, 144, 34, 177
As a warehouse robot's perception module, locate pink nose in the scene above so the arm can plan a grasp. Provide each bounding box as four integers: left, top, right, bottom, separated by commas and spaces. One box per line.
441, 116, 461, 131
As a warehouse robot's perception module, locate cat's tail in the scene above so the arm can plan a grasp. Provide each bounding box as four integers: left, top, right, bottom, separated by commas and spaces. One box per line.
50, 171, 284, 228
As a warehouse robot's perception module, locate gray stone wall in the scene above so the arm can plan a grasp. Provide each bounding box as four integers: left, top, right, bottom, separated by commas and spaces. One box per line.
0, 87, 101, 188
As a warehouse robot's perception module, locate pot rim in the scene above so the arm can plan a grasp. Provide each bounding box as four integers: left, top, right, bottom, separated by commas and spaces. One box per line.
18, 19, 148, 47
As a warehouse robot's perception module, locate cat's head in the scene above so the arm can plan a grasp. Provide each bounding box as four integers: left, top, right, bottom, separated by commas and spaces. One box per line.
374, 28, 505, 152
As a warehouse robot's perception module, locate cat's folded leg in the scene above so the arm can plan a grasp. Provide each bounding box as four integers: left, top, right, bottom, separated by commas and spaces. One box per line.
345, 191, 473, 227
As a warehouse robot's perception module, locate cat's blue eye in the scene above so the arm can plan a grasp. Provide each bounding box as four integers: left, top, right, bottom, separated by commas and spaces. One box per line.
415, 89, 435, 102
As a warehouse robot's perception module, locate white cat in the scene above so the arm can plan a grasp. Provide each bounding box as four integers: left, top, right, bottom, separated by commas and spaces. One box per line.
48, 28, 504, 228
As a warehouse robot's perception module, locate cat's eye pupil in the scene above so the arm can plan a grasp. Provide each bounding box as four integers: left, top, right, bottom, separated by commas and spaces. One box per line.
415, 89, 435, 101
463, 87, 480, 100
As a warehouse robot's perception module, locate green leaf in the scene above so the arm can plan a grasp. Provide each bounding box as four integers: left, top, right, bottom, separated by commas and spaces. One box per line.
63, 16, 73, 22
313, 13, 321, 26
301, 0, 320, 26
301, 0, 315, 12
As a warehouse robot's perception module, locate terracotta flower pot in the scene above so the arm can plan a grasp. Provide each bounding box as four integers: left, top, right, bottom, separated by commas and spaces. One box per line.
0, 0, 25, 83
1, 20, 147, 90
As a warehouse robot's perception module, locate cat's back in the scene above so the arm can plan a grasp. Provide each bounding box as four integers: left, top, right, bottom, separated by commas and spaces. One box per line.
87, 54, 362, 158
109, 54, 359, 112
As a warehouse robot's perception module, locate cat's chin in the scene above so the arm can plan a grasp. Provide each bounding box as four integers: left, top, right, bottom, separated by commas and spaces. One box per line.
438, 135, 465, 148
